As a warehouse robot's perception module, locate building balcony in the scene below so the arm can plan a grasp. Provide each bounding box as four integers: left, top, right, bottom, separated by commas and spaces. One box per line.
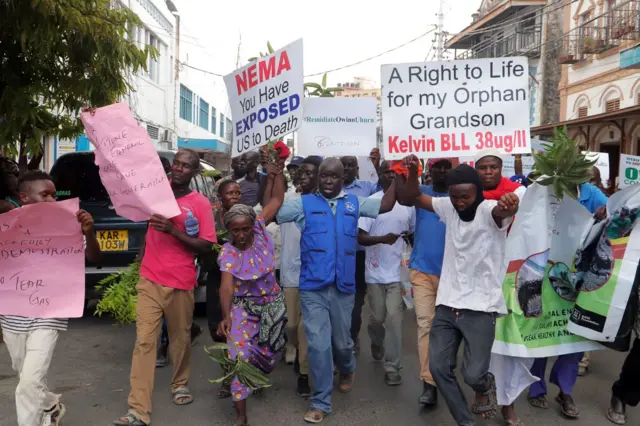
457, 25, 542, 59
610, 0, 640, 41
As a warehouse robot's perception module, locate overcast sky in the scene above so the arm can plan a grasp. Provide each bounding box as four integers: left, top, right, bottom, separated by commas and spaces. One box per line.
174, 0, 480, 87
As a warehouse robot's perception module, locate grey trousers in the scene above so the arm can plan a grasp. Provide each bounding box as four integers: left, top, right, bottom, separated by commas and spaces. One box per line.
429, 305, 496, 426
367, 282, 403, 373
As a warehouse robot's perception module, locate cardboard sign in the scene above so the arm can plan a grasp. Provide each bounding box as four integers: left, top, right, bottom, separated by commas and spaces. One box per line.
225, 39, 304, 158
0, 199, 85, 318
358, 156, 379, 182
298, 97, 377, 157
381, 58, 531, 159
80, 103, 180, 222
619, 154, 640, 189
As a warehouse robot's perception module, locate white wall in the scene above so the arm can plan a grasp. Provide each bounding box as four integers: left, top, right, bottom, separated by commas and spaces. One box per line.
567, 76, 640, 119
176, 39, 232, 150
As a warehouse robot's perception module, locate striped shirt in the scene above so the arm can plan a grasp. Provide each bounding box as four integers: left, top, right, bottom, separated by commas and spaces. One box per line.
0, 315, 68, 333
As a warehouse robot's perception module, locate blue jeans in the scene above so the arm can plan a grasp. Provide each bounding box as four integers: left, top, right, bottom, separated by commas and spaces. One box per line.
300, 285, 356, 414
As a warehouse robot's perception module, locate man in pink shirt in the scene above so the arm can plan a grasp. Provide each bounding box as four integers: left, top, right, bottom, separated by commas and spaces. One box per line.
114, 149, 216, 426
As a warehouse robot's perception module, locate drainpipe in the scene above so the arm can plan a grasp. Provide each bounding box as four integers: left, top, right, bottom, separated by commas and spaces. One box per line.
165, 0, 179, 148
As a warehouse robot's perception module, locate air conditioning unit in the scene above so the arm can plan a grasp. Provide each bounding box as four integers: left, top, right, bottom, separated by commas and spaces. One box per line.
160, 129, 175, 150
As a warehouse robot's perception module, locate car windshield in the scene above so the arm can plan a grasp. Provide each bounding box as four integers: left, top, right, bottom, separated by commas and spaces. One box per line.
50, 153, 109, 201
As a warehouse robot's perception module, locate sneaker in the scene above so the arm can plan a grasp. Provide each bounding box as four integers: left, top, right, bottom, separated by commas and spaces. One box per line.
384, 372, 403, 386
156, 343, 169, 368
338, 372, 355, 393
371, 344, 385, 361
297, 375, 311, 397
285, 344, 296, 365
41, 403, 66, 426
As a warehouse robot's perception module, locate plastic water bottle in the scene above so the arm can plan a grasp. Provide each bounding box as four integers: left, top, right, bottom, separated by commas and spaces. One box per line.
185, 211, 199, 237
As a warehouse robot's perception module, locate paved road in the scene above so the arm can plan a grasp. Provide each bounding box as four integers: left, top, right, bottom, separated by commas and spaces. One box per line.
0, 307, 635, 426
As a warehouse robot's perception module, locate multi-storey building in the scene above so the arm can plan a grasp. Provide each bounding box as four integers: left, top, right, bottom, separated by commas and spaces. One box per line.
532, 0, 640, 186
445, 0, 551, 127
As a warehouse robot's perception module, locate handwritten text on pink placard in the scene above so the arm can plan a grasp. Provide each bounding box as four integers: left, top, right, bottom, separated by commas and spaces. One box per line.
0, 199, 85, 318
80, 103, 180, 222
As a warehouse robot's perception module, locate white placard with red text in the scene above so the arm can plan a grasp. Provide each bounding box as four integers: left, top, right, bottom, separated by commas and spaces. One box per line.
381, 58, 531, 160
224, 39, 304, 158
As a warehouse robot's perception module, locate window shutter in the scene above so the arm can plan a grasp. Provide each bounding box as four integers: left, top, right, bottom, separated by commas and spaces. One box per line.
605, 98, 620, 112
578, 106, 588, 118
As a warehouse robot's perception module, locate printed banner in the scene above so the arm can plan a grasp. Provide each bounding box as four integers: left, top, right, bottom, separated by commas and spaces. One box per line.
0, 199, 85, 318
567, 184, 640, 341
225, 39, 304, 158
619, 153, 640, 189
80, 103, 180, 222
298, 97, 377, 157
492, 184, 602, 358
358, 156, 379, 182
381, 58, 531, 160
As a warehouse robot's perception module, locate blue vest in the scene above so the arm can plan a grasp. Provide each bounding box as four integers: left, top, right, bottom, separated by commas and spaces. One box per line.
299, 193, 359, 293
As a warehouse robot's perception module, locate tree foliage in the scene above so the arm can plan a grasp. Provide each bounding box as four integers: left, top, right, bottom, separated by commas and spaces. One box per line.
0, 0, 154, 157
304, 73, 343, 97
532, 126, 597, 200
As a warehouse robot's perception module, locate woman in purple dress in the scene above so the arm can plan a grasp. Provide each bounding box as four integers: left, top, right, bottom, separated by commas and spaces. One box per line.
216, 163, 286, 426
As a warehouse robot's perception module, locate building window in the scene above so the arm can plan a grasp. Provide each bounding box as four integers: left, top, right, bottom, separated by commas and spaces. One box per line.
147, 33, 160, 83
199, 99, 209, 130
179, 85, 193, 122
220, 113, 225, 137
147, 125, 159, 140
637, 91, 640, 105
226, 118, 232, 138
606, 98, 621, 112
578, 106, 588, 118
211, 107, 217, 134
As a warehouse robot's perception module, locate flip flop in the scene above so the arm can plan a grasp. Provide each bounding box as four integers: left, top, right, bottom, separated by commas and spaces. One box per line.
555, 393, 579, 418
607, 408, 627, 425
172, 386, 194, 406
527, 395, 548, 409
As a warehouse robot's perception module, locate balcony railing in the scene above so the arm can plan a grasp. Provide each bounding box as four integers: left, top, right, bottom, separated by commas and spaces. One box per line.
610, 0, 640, 40
558, 33, 585, 64
455, 25, 542, 59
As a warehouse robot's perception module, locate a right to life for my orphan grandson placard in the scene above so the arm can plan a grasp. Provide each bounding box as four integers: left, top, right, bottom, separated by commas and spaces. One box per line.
381, 58, 531, 160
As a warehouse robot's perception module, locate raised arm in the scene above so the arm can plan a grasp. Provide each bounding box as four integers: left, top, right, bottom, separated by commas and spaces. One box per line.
259, 163, 285, 225
491, 192, 519, 227
404, 155, 435, 212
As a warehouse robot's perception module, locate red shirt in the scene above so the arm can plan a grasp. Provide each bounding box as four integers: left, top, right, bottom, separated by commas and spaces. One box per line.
141, 191, 216, 290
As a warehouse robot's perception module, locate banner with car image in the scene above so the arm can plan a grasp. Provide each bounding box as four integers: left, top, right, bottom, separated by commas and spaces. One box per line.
567, 185, 640, 342
492, 184, 603, 358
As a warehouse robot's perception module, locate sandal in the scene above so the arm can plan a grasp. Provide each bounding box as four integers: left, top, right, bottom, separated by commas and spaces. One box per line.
555, 393, 580, 418
172, 386, 194, 406
471, 373, 497, 419
303, 408, 326, 424
217, 385, 232, 399
113, 412, 148, 426
607, 408, 627, 425
527, 395, 548, 409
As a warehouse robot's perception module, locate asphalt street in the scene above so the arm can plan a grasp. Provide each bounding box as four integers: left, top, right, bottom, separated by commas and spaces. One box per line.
0, 307, 635, 426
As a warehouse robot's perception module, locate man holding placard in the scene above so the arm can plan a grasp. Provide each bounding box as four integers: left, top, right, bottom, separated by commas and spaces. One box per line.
0, 171, 101, 426
114, 150, 216, 426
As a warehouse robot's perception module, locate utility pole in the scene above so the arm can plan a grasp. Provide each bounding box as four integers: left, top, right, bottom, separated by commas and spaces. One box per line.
436, 0, 446, 60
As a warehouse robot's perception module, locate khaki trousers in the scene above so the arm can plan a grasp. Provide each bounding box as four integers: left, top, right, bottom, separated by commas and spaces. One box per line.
128, 277, 194, 424
283, 287, 309, 375
410, 270, 440, 385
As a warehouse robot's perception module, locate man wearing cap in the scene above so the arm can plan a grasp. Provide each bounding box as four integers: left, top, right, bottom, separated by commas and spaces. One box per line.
474, 149, 527, 202
287, 156, 305, 189
341, 154, 381, 354
409, 157, 453, 407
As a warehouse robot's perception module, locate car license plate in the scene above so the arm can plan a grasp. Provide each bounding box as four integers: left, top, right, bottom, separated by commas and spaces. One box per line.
97, 230, 129, 251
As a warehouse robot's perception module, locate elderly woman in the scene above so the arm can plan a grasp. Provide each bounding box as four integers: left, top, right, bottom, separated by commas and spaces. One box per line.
216, 163, 286, 426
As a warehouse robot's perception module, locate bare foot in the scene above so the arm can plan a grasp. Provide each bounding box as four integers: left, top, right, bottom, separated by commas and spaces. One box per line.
502, 404, 523, 425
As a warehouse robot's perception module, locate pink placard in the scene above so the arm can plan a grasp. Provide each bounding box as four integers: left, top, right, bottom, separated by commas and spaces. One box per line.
80, 103, 180, 222
0, 199, 85, 318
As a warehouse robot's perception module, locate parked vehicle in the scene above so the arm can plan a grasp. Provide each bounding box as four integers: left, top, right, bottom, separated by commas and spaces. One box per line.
50, 150, 218, 303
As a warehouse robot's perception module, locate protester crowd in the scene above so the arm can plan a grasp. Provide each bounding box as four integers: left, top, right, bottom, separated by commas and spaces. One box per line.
1, 145, 639, 426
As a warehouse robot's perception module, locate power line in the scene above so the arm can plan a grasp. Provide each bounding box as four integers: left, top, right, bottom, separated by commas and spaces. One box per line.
179, 27, 438, 79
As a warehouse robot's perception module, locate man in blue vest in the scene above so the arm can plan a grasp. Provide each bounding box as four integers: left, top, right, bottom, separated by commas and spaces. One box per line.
277, 157, 399, 424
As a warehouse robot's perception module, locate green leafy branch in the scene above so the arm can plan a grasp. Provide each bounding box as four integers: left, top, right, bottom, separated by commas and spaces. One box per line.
304, 73, 343, 97
248, 41, 276, 62
94, 261, 139, 325
206, 343, 271, 390
532, 126, 597, 200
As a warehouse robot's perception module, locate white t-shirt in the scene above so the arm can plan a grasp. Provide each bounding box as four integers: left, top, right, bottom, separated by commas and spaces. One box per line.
432, 197, 511, 314
358, 191, 415, 284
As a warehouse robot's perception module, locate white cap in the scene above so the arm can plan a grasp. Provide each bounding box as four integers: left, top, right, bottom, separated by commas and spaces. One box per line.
474, 148, 502, 164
